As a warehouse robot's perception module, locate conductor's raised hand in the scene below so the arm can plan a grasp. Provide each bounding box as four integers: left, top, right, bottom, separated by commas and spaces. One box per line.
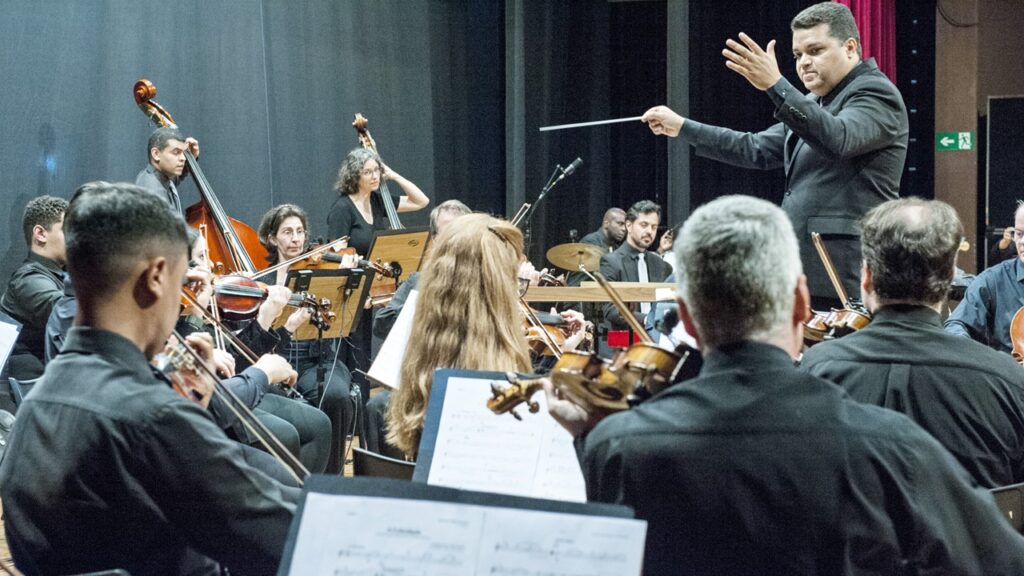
641, 106, 684, 138
723, 33, 782, 91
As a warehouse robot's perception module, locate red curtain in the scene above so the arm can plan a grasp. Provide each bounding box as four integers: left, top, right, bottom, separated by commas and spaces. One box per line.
835, 0, 897, 83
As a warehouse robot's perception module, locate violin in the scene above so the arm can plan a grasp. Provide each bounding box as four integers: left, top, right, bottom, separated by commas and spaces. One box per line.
153, 338, 215, 408
154, 331, 309, 485
803, 232, 872, 347
490, 271, 689, 418
210, 274, 336, 330
1010, 306, 1024, 366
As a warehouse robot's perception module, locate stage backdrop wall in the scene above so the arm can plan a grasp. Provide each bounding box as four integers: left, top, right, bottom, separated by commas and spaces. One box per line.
0, 0, 505, 284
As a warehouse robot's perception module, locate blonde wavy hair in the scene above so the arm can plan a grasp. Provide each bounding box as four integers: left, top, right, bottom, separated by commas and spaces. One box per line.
386, 214, 532, 457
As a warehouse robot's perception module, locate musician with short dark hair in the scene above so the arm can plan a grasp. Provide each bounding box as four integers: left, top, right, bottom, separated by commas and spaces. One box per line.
135, 126, 200, 215
0, 182, 298, 575
1, 195, 69, 380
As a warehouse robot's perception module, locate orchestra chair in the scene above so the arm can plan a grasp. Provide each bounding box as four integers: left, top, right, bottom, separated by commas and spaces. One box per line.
992, 482, 1024, 533
351, 446, 415, 480
7, 377, 39, 411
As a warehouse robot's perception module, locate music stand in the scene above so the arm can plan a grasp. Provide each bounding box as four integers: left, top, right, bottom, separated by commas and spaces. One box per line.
364, 227, 430, 293
276, 268, 372, 341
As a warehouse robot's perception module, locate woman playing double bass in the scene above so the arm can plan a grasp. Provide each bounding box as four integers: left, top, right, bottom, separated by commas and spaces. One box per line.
326, 147, 430, 256
326, 147, 429, 414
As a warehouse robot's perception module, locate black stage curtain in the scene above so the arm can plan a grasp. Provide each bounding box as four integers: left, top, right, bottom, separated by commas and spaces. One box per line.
687, 1, 816, 211
0, 0, 506, 284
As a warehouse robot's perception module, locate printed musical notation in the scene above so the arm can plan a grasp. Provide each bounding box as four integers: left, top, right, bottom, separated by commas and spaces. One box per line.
426, 375, 587, 502
285, 493, 646, 576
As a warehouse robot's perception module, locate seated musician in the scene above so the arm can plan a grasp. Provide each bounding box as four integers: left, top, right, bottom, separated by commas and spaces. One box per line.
802, 198, 1024, 488
257, 203, 357, 474
580, 207, 626, 254
385, 214, 532, 459
545, 195, 1024, 575
183, 230, 332, 474
1, 195, 68, 381
598, 200, 671, 355
135, 126, 200, 215
365, 199, 470, 457
41, 223, 308, 485
0, 182, 298, 575
566, 206, 626, 288
326, 147, 430, 413
945, 202, 1024, 353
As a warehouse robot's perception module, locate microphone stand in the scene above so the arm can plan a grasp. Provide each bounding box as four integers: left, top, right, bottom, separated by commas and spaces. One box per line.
522, 163, 580, 251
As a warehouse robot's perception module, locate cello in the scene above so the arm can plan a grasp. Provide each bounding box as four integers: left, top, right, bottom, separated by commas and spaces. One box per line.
133, 79, 269, 275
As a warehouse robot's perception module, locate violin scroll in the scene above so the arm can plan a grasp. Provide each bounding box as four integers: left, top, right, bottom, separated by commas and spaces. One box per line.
487, 373, 544, 421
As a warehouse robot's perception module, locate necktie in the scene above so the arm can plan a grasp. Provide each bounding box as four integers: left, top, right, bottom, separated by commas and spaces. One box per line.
637, 252, 650, 314
168, 180, 183, 216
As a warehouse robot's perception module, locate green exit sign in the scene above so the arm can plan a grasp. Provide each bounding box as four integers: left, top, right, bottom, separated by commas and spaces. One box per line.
936, 131, 975, 151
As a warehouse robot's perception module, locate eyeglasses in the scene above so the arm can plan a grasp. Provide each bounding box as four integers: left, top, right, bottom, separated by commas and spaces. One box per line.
517, 277, 530, 297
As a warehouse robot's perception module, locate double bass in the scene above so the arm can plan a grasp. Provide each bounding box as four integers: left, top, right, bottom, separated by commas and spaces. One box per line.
133, 79, 269, 274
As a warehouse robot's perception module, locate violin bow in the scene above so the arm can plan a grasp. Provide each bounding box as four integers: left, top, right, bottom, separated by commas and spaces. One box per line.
810, 232, 850, 307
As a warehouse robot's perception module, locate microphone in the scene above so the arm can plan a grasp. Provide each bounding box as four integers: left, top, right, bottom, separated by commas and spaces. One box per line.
569, 229, 579, 243
561, 157, 583, 177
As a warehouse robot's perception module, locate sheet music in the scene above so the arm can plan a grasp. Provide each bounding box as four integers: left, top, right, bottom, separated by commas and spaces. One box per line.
285, 492, 646, 576
0, 315, 21, 374
427, 375, 587, 502
366, 290, 418, 389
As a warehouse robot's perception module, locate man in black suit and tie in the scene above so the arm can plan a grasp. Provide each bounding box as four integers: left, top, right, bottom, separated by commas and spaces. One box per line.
599, 200, 672, 353
642, 2, 908, 308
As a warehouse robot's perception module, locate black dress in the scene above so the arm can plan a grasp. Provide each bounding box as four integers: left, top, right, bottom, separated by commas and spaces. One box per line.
326, 191, 400, 432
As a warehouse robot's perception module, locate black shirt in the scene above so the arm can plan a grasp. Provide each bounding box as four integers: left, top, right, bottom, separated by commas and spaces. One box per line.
326, 192, 397, 256
580, 341, 1024, 575
801, 304, 1024, 488
945, 256, 1024, 353
0, 327, 299, 575
0, 253, 65, 363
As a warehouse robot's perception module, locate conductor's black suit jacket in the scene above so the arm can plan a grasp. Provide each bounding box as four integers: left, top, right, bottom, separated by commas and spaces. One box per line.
679, 58, 908, 300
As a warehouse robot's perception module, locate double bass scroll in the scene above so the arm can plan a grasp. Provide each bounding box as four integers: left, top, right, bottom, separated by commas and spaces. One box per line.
133, 79, 268, 275
352, 113, 403, 230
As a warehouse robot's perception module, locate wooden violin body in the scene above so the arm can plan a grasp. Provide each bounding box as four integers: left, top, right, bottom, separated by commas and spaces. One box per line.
1011, 306, 1024, 365
803, 305, 871, 347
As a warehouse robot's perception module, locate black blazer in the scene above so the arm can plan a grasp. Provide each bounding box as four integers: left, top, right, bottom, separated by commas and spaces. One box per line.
680, 58, 908, 300
599, 242, 671, 331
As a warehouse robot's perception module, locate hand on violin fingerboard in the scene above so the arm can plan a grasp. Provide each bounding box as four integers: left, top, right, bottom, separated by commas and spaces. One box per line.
542, 378, 606, 439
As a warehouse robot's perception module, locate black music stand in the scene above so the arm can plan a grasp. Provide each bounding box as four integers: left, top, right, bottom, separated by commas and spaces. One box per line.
278, 268, 371, 340
278, 268, 372, 399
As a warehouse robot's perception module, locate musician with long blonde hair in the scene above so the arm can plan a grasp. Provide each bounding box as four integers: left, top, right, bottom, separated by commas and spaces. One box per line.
386, 214, 531, 458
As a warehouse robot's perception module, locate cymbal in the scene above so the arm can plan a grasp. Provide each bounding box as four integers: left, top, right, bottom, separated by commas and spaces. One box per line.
546, 243, 604, 272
